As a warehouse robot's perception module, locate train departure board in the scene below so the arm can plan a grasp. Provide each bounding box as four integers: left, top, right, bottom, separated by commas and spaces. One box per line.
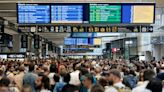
51, 5, 83, 23
90, 4, 121, 23
133, 5, 154, 23
18, 4, 50, 24
64, 38, 76, 45
76, 38, 88, 45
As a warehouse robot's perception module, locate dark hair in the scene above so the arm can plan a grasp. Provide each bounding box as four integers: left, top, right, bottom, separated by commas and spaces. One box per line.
50, 64, 58, 73
129, 69, 136, 76
63, 73, 71, 83
84, 74, 94, 84
19, 66, 25, 72
91, 84, 104, 92
73, 63, 78, 71
42, 75, 50, 90
0, 77, 10, 87
109, 69, 121, 79
146, 78, 163, 92
143, 69, 155, 81
53, 74, 60, 82
28, 64, 35, 72
61, 84, 79, 92
98, 77, 108, 87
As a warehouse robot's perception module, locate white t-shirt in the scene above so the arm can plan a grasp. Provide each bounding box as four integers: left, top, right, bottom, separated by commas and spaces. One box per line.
40, 89, 51, 92
48, 73, 55, 85
69, 70, 80, 86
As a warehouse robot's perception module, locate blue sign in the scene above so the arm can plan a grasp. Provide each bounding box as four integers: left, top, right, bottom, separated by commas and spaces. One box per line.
18, 4, 50, 24
51, 5, 83, 23
122, 5, 132, 23
76, 38, 88, 45
64, 38, 76, 45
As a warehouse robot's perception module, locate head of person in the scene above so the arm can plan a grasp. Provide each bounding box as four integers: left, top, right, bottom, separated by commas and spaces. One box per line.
146, 78, 163, 92
108, 69, 121, 84
98, 77, 108, 87
42, 67, 49, 76
29, 64, 35, 72
22, 84, 32, 92
19, 66, 25, 72
53, 74, 60, 83
61, 84, 79, 92
63, 73, 71, 84
50, 64, 58, 73
35, 74, 50, 90
0, 77, 10, 87
59, 65, 67, 76
143, 69, 155, 81
91, 84, 104, 92
9, 66, 15, 72
82, 74, 94, 89
0, 77, 10, 92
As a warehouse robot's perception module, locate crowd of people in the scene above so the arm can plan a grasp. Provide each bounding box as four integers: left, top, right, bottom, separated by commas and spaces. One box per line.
0, 58, 164, 92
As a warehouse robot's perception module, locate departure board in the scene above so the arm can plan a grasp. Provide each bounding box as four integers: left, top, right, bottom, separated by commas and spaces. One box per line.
133, 5, 154, 23
51, 5, 83, 23
64, 38, 76, 45
18, 4, 50, 24
76, 38, 88, 45
90, 4, 121, 23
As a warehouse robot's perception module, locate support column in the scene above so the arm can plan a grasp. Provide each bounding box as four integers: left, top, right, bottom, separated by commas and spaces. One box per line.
13, 34, 20, 52
153, 44, 161, 61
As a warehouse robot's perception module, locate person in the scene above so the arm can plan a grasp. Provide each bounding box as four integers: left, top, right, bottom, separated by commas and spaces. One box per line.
132, 69, 156, 92
35, 74, 51, 92
123, 69, 137, 89
49, 74, 60, 92
82, 74, 94, 92
23, 63, 38, 92
146, 78, 163, 92
0, 77, 10, 92
98, 77, 108, 89
69, 62, 81, 86
61, 84, 79, 92
48, 63, 58, 91
79, 68, 89, 92
95, 67, 102, 80
22, 84, 32, 92
14, 66, 25, 91
53, 73, 70, 92
105, 69, 125, 92
6, 66, 15, 81
156, 65, 164, 80
91, 84, 104, 92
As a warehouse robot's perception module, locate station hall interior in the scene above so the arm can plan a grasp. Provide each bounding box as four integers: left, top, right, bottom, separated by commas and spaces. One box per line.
1, 0, 164, 92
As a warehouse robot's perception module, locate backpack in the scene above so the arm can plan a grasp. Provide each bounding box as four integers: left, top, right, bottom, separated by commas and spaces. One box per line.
114, 86, 132, 92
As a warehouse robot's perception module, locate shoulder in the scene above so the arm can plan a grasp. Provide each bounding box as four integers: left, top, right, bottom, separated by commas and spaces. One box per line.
105, 86, 118, 92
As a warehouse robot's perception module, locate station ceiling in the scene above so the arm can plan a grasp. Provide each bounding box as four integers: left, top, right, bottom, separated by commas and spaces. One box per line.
0, 0, 163, 45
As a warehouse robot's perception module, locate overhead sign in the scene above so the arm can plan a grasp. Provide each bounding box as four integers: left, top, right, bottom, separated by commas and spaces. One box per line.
51, 5, 83, 23
27, 25, 153, 33
17, 4, 50, 24
90, 4, 121, 23
17, 3, 155, 24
